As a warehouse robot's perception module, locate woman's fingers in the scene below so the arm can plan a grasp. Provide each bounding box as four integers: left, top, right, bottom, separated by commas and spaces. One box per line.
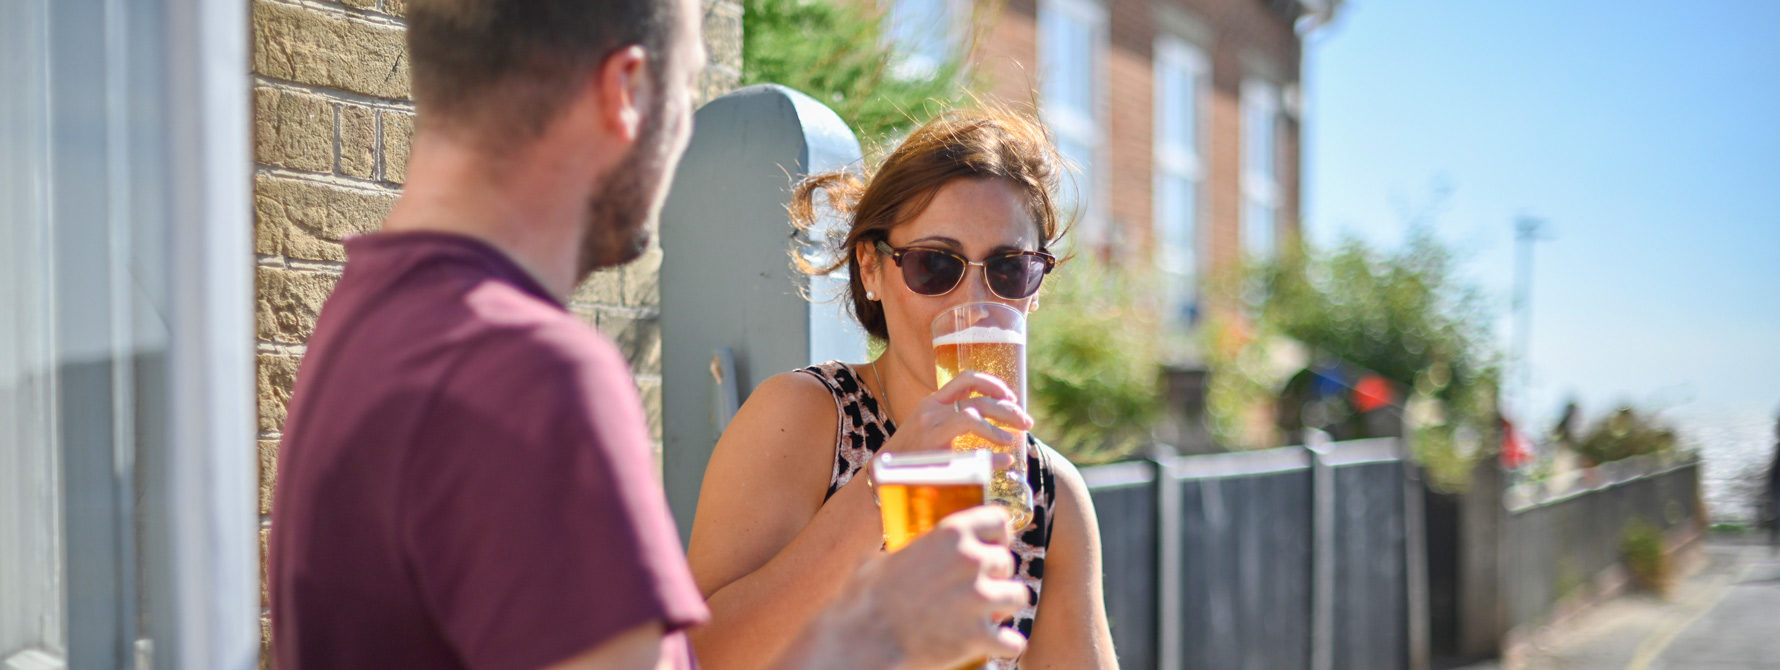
929, 370, 1018, 406
955, 395, 1032, 431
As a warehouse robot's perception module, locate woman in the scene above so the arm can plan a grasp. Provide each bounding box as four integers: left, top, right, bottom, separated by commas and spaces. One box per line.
685, 108, 1117, 669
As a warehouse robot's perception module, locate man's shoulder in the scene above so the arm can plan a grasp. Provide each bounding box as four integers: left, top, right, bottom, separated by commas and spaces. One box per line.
450, 282, 632, 399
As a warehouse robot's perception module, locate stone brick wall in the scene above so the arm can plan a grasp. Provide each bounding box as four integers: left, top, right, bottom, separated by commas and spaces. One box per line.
250, 0, 742, 664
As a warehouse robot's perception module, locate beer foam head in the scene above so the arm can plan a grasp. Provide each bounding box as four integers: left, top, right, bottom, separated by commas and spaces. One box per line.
872, 450, 991, 485
933, 325, 1026, 347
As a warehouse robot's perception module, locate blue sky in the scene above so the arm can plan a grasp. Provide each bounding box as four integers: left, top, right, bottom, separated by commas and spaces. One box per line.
1302, 0, 1780, 431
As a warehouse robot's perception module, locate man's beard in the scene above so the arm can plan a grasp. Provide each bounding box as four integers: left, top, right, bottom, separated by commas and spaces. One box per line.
578, 108, 670, 276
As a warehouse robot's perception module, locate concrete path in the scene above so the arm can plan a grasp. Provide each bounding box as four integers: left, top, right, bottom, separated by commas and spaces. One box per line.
1456, 534, 1780, 670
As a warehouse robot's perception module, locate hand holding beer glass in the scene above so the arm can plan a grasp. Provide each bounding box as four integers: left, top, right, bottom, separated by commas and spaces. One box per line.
932, 302, 1035, 531
872, 450, 1011, 669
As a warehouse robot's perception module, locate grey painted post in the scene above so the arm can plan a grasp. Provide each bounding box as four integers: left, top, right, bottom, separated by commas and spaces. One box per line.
659, 85, 868, 541
1401, 439, 1432, 670
1307, 434, 1335, 670
1154, 455, 1184, 670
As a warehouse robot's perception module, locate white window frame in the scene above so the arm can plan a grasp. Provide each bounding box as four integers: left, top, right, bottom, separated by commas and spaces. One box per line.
1241, 78, 1281, 261
1152, 36, 1206, 323
1039, 0, 1108, 246
881, 0, 972, 80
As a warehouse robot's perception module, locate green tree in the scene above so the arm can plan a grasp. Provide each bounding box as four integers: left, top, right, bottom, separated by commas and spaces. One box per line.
741, 0, 978, 144
1211, 229, 1503, 487
1258, 229, 1500, 428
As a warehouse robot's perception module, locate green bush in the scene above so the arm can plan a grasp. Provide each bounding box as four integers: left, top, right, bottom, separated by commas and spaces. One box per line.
1575, 406, 1677, 466
1027, 258, 1164, 465
1621, 518, 1670, 595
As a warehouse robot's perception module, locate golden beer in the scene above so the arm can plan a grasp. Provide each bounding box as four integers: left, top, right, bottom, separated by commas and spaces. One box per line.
873, 450, 991, 551
873, 450, 994, 670
932, 318, 1034, 531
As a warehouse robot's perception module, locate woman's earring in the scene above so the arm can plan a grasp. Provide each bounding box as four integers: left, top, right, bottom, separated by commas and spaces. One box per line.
866, 291, 878, 301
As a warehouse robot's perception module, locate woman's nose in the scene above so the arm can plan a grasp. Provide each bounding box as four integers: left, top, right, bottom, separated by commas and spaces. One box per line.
960, 264, 995, 303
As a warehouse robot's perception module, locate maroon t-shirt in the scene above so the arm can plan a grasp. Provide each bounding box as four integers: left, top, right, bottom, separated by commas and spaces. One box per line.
270, 232, 708, 669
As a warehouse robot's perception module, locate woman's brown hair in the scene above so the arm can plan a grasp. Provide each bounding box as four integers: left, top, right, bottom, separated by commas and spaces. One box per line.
789, 106, 1072, 341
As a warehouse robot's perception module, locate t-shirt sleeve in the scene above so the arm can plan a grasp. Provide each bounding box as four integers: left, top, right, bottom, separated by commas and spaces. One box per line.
400, 330, 708, 670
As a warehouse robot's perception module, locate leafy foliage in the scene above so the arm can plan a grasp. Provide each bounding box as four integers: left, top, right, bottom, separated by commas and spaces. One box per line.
1206, 229, 1503, 483
1028, 258, 1164, 465
1254, 229, 1500, 427
1574, 406, 1678, 465
1620, 517, 1671, 594
740, 0, 978, 144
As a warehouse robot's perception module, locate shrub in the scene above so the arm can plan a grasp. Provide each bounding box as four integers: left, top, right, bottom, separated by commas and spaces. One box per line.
1621, 518, 1670, 595
1027, 258, 1164, 465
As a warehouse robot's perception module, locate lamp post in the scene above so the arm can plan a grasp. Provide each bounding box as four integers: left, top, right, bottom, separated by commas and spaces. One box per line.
1511, 216, 1551, 430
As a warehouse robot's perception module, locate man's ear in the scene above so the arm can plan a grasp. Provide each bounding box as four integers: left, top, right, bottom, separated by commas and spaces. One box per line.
595, 45, 652, 143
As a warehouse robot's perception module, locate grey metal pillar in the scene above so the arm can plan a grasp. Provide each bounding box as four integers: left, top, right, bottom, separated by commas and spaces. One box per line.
658, 84, 868, 541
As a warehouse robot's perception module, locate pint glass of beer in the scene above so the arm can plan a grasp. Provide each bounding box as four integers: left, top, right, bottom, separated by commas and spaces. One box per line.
931, 302, 1034, 531
872, 450, 991, 551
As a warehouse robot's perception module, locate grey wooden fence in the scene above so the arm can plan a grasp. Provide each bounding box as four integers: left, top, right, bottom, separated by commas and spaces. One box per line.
1500, 456, 1702, 631
1082, 438, 1428, 670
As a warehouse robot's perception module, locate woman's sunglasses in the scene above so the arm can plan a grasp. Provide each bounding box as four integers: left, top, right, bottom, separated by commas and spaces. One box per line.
874, 240, 1057, 300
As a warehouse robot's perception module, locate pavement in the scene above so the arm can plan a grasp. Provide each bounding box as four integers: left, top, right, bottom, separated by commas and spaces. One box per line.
1454, 533, 1780, 670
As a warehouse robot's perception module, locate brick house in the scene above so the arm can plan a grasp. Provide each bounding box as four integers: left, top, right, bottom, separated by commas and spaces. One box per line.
888, 0, 1340, 321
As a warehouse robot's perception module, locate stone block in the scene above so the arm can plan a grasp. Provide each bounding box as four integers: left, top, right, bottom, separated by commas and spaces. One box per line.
380, 110, 414, 184
339, 103, 376, 178
260, 526, 270, 609
620, 245, 661, 307
253, 86, 333, 172
257, 352, 302, 434
259, 439, 278, 516
256, 266, 340, 343
599, 310, 662, 376
703, 0, 744, 73
252, 0, 411, 99
574, 267, 624, 306
254, 174, 395, 261
383, 0, 407, 17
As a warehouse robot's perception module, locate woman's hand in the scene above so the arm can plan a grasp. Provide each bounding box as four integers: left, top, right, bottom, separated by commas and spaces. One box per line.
882, 371, 1033, 454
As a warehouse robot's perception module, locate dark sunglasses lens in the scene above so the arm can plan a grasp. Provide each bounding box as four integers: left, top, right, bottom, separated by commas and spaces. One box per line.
986, 255, 1046, 299
902, 249, 965, 295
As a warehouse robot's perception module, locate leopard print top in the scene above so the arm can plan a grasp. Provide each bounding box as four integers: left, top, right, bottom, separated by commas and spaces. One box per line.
798, 361, 1058, 669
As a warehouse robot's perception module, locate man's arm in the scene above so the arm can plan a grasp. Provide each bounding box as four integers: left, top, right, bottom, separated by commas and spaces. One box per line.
770, 506, 1030, 670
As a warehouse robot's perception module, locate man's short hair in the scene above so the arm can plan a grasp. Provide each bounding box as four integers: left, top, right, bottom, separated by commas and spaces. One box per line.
407, 0, 682, 143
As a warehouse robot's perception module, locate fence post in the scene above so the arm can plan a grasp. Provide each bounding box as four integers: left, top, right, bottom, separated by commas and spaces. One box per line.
1401, 439, 1432, 670
1307, 434, 1334, 670
658, 85, 868, 541
1155, 454, 1184, 670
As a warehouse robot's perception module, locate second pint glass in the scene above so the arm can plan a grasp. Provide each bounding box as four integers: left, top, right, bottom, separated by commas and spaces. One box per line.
872, 450, 991, 551
932, 302, 1034, 531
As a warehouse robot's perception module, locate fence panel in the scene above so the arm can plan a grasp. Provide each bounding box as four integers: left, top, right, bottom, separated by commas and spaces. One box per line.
1176, 450, 1314, 670
1085, 462, 1160, 670
1330, 459, 1408, 670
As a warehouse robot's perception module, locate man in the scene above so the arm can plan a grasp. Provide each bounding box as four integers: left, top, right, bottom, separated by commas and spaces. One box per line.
267, 0, 1030, 668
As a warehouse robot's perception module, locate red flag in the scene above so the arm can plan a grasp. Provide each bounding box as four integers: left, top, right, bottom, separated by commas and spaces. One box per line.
1352, 374, 1394, 413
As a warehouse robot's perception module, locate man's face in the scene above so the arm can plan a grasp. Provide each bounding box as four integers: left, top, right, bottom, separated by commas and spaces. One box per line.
579, 0, 704, 274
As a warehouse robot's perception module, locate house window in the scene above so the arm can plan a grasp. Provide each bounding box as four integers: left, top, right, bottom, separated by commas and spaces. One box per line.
1039, 0, 1106, 243
1241, 79, 1280, 261
1153, 36, 1205, 323
883, 0, 966, 79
